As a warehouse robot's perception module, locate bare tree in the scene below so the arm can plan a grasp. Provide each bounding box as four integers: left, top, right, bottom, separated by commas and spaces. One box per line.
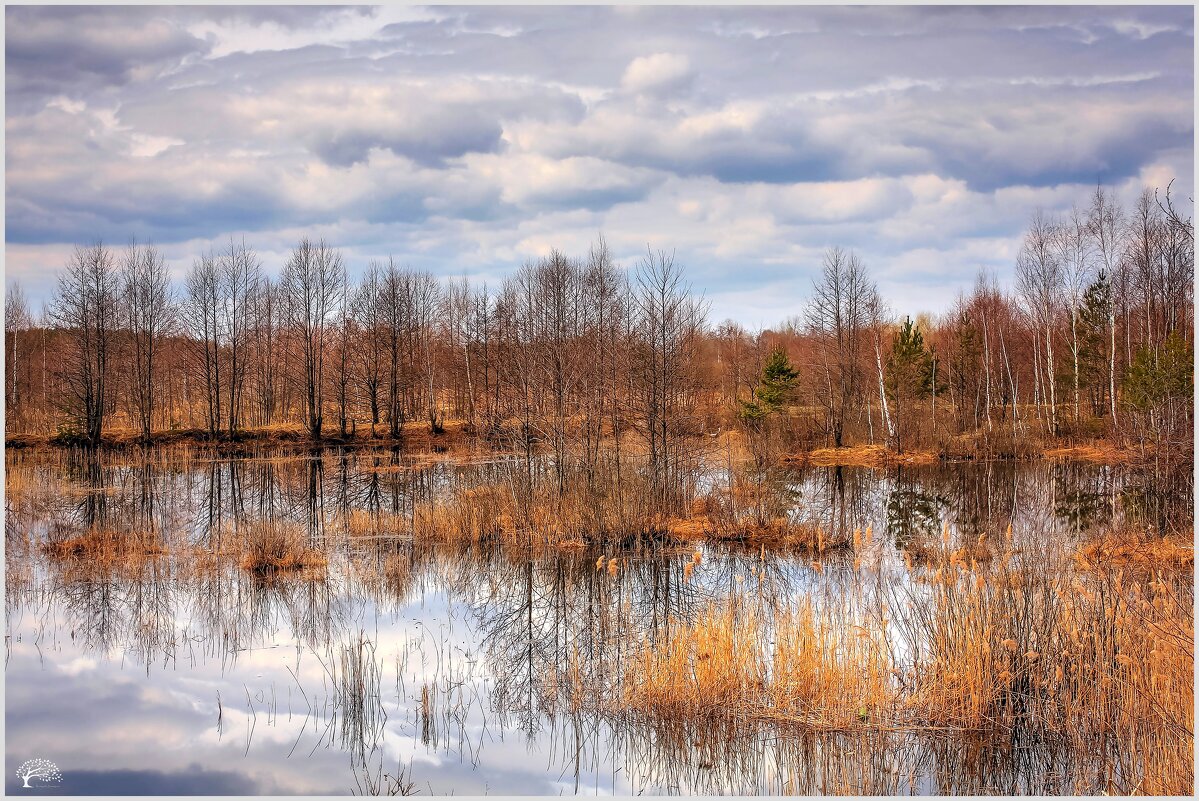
581, 236, 628, 482
122, 240, 175, 441
408, 272, 442, 433
866, 288, 894, 444
1056, 206, 1093, 423
378, 258, 407, 438
805, 247, 875, 447
249, 276, 282, 426
632, 247, 708, 506
1087, 184, 1124, 423
51, 243, 120, 445
352, 261, 386, 429
1127, 191, 1163, 358
220, 239, 260, 436
184, 253, 223, 437
5, 281, 31, 425
282, 237, 344, 439
332, 258, 353, 437
1016, 211, 1064, 436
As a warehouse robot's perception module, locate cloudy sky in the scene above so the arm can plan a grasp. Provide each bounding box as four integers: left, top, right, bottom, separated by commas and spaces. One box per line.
5, 4, 1194, 326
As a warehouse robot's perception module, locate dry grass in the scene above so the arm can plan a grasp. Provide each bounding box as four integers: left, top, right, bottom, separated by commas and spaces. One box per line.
1075, 529, 1193, 573
342, 508, 413, 539
897, 544, 1193, 794
785, 445, 939, 469
238, 521, 328, 576
1042, 441, 1145, 465
766, 604, 895, 728
404, 469, 704, 548
43, 527, 167, 561
614, 532, 1193, 794
621, 600, 895, 730
622, 602, 764, 720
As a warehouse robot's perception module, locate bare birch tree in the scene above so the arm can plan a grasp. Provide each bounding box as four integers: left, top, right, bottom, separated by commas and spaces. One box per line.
1016, 211, 1064, 435
1087, 184, 1124, 424
5, 282, 31, 425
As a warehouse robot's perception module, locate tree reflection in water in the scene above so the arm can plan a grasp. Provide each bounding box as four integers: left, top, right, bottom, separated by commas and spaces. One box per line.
4, 449, 1191, 795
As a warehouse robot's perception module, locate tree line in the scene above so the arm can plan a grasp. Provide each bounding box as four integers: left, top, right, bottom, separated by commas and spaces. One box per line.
4, 183, 1193, 468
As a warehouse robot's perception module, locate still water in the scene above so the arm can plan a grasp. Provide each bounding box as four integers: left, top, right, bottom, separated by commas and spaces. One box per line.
3, 450, 1181, 795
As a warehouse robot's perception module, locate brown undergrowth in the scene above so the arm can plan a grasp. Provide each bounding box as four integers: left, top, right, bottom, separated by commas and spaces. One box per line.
1043, 441, 1146, 465
9, 416, 1161, 474
783, 445, 939, 469
11, 419, 482, 456
1075, 528, 1194, 573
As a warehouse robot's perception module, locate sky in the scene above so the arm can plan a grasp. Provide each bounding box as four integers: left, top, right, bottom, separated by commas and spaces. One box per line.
4, 4, 1194, 327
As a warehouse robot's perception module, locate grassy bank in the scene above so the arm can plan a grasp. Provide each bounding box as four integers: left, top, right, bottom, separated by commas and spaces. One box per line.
6, 411, 1173, 471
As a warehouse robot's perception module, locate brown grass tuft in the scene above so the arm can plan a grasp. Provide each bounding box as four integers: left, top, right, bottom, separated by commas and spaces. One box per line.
785, 445, 938, 469
1042, 441, 1144, 465
43, 528, 166, 560
620, 600, 894, 730
238, 521, 328, 576
1075, 529, 1193, 573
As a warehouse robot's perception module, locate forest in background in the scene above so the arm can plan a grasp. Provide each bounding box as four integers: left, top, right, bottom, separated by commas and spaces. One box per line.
4, 183, 1193, 484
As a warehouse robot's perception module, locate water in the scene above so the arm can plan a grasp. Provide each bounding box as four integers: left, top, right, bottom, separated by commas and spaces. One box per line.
3, 449, 1186, 795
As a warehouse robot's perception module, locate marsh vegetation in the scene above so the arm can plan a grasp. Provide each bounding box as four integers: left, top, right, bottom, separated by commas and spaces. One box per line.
4, 446, 1191, 795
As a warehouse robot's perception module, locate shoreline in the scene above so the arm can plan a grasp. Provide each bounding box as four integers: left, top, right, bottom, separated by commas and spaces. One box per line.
4, 424, 1152, 467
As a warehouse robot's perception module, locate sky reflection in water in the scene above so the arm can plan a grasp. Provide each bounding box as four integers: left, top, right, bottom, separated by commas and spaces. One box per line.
5, 453, 1181, 795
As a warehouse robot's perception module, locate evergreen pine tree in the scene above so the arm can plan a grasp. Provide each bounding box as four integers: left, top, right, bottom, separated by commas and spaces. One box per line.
1078, 270, 1113, 415
885, 317, 937, 451
740, 346, 799, 422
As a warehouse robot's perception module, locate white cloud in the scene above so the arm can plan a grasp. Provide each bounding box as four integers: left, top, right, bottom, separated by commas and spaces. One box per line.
621, 52, 693, 94
4, 5, 1193, 324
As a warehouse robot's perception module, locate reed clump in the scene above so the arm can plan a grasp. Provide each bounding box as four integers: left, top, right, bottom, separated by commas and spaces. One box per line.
622, 602, 764, 720
407, 468, 699, 548
897, 542, 1193, 794
342, 508, 413, 539
412, 483, 509, 544
238, 521, 327, 576
621, 600, 894, 730
712, 520, 852, 553
1075, 528, 1193, 573
43, 527, 167, 561
681, 486, 854, 554
614, 530, 1192, 794
766, 604, 894, 728
900, 523, 993, 569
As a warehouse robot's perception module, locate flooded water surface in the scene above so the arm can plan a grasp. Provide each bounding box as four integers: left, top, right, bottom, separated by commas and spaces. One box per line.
4, 449, 1191, 795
